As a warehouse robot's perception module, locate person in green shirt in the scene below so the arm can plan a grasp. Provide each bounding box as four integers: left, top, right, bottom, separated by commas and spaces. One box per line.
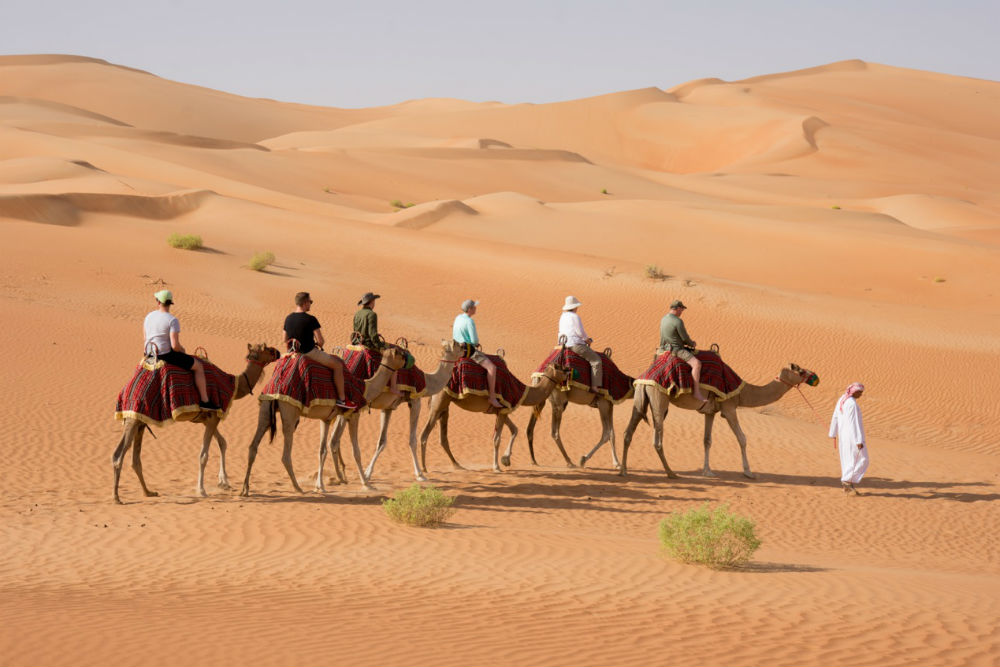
658, 299, 708, 405
353, 291, 399, 394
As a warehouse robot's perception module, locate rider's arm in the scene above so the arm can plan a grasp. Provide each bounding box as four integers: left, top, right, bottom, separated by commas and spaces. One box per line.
314, 328, 326, 348
169, 330, 186, 353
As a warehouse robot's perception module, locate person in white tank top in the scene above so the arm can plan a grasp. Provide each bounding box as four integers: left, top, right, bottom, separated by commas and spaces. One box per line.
142, 290, 218, 410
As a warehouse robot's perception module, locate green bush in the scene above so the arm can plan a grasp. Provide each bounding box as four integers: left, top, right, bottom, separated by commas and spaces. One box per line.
248, 251, 276, 272
167, 233, 203, 250
601, 188, 609, 195
382, 483, 456, 527
831, 205, 841, 210
658, 503, 761, 568
645, 264, 665, 280
390, 200, 415, 209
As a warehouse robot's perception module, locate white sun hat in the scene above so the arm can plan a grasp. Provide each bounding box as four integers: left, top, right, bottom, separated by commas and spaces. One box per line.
562, 295, 582, 311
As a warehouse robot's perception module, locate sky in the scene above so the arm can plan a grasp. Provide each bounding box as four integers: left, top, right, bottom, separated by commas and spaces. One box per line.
2, 0, 997, 108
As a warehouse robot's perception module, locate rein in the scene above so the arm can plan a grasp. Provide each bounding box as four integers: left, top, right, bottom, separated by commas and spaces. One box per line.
776, 374, 819, 420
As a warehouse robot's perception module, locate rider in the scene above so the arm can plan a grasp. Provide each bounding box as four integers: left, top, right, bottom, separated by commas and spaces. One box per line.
658, 299, 709, 405
283, 291, 355, 409
558, 296, 602, 394
353, 291, 399, 395
143, 290, 220, 410
453, 299, 503, 409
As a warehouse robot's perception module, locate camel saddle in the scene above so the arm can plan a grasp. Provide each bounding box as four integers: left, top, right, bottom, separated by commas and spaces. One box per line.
342, 345, 426, 396
115, 358, 235, 427
634, 350, 745, 400
531, 346, 634, 403
259, 353, 366, 418
444, 353, 526, 414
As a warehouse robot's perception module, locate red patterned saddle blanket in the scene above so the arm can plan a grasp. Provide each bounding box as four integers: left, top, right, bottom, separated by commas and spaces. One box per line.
115, 358, 235, 426
341, 345, 426, 396
260, 354, 366, 415
532, 346, 634, 403
445, 354, 526, 413
635, 351, 744, 400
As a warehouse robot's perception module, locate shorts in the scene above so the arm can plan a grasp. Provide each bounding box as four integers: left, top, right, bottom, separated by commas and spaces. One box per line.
671, 347, 696, 362
157, 349, 196, 370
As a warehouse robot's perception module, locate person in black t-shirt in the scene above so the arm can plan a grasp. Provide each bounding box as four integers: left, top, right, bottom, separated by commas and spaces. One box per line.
283, 291, 354, 408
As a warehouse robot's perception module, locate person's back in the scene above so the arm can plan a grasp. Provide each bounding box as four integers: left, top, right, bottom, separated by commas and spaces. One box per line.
144, 309, 179, 355
353, 292, 382, 350
283, 311, 320, 354
659, 312, 692, 353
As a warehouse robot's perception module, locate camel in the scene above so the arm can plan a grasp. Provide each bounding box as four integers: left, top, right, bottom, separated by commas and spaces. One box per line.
418, 361, 570, 473
111, 343, 281, 504
619, 362, 817, 478
526, 382, 631, 470
318, 339, 465, 487
239, 345, 406, 496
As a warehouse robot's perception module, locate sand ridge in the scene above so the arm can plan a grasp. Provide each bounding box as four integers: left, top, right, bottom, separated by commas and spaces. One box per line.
1, 55, 999, 666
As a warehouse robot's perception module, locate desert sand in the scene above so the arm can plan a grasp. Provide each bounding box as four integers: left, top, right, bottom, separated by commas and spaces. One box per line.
1, 54, 998, 666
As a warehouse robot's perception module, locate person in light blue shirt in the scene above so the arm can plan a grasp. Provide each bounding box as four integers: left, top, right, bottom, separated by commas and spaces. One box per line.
453, 299, 502, 408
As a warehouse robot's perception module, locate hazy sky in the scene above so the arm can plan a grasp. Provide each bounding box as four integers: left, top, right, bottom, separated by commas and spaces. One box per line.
2, 0, 997, 108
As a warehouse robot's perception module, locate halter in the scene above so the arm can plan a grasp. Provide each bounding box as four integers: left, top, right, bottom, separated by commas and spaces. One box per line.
776, 371, 819, 419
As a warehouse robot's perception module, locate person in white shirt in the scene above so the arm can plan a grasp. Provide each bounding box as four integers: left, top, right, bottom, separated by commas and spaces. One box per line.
143, 290, 219, 410
828, 382, 869, 494
558, 296, 602, 394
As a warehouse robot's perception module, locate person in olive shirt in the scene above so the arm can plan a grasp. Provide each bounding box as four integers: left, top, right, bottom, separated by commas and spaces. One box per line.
658, 299, 708, 405
353, 291, 399, 394
284, 291, 354, 409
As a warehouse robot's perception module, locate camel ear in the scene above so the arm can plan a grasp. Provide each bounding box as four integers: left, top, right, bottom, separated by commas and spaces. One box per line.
790, 362, 800, 372
248, 343, 252, 351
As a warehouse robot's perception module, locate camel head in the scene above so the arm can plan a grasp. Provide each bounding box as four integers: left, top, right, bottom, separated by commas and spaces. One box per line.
541, 362, 571, 385
439, 339, 464, 363
782, 363, 819, 387
246, 343, 281, 365
381, 345, 408, 371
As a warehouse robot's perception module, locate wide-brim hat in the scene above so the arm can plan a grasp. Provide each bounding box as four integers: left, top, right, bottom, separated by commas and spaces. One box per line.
562, 295, 582, 311
358, 292, 381, 306
154, 289, 174, 305
669, 299, 687, 309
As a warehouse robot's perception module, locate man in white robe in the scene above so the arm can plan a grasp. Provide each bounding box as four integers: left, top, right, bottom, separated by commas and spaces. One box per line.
828, 382, 869, 494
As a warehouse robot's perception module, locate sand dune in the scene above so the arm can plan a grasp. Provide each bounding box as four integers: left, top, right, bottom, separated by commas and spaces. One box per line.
1, 55, 998, 667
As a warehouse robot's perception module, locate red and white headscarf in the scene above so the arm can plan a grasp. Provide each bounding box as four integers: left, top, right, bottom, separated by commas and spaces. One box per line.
838, 382, 865, 411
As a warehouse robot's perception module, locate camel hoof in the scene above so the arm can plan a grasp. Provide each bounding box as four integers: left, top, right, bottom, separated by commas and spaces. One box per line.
217, 481, 232, 490
416, 474, 428, 482
239, 487, 250, 497
197, 488, 208, 498
113, 497, 123, 505
500, 455, 511, 467
743, 471, 756, 480
617, 470, 628, 477
362, 483, 376, 491
666, 472, 679, 479
565, 461, 577, 469
144, 490, 159, 498
578, 456, 588, 467
703, 469, 717, 478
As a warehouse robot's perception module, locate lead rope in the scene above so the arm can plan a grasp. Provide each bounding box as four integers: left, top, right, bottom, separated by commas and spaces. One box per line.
777, 376, 820, 421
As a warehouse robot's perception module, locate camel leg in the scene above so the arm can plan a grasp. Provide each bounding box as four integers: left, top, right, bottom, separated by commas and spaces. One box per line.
365, 410, 392, 481
214, 427, 231, 490
419, 394, 448, 472
722, 406, 755, 479
315, 419, 330, 492
346, 415, 374, 490
618, 406, 645, 476
435, 403, 463, 470
330, 416, 349, 485
492, 414, 505, 472
650, 401, 677, 478
526, 404, 542, 466
241, 401, 274, 497
405, 399, 427, 482
278, 404, 304, 493
548, 396, 575, 467
197, 420, 215, 497
131, 425, 158, 497
581, 399, 614, 470
111, 420, 141, 504
500, 414, 518, 468
702, 412, 717, 477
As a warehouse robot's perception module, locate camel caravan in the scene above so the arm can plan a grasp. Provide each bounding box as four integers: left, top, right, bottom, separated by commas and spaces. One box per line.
112, 291, 818, 503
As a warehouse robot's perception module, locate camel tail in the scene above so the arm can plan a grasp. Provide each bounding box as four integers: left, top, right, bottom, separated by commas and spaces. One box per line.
531, 403, 544, 420
267, 401, 277, 444
635, 388, 650, 425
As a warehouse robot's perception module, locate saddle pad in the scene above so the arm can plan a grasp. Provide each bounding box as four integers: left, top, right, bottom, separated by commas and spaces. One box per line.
342, 345, 426, 396
260, 354, 366, 414
634, 351, 744, 400
445, 354, 526, 413
115, 358, 235, 427
531, 346, 634, 403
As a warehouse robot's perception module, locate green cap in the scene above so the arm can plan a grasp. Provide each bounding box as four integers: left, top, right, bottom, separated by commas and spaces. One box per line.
154, 290, 174, 305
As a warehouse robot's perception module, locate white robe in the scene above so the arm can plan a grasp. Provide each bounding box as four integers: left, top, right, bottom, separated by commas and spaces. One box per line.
828, 396, 869, 484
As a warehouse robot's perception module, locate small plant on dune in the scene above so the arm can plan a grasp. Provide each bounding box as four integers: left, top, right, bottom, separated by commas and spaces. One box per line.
248, 251, 276, 272
933, 277, 946, 283
645, 264, 666, 280
323, 186, 335, 194
601, 188, 610, 195
659, 503, 761, 569
831, 205, 841, 210
390, 200, 416, 209
382, 483, 456, 527
602, 265, 617, 279
167, 233, 203, 250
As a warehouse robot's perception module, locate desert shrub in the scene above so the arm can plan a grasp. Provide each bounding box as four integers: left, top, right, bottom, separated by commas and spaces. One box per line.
933, 277, 946, 283
248, 251, 276, 272
382, 483, 456, 527
167, 233, 203, 250
645, 264, 666, 280
831, 205, 841, 210
390, 200, 415, 209
658, 503, 761, 569
601, 188, 609, 195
